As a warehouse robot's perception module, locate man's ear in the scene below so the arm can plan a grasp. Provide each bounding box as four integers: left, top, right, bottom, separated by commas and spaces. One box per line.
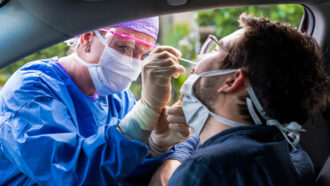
80, 32, 93, 53
217, 69, 245, 93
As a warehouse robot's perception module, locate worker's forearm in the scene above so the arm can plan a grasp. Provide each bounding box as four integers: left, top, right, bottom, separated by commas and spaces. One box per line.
118, 100, 160, 143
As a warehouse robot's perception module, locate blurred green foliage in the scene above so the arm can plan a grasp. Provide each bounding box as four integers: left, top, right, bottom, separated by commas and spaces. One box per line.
161, 24, 191, 47
163, 4, 304, 104
0, 4, 304, 103
0, 43, 69, 85
197, 4, 304, 38
163, 24, 195, 104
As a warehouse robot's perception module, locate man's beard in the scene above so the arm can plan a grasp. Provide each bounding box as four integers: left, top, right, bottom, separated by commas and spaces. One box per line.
193, 77, 221, 112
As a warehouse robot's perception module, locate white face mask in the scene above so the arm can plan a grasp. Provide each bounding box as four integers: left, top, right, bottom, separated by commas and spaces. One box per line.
181, 69, 248, 135
74, 31, 142, 96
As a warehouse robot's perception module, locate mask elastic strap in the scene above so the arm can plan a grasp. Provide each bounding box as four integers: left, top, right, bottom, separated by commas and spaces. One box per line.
246, 97, 262, 125
209, 111, 248, 128
266, 119, 305, 151
246, 84, 270, 120
199, 69, 237, 77
198, 69, 248, 128
245, 82, 305, 151
74, 53, 98, 67
94, 31, 109, 47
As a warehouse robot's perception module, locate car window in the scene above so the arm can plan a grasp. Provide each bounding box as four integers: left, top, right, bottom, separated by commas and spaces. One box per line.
0, 4, 304, 104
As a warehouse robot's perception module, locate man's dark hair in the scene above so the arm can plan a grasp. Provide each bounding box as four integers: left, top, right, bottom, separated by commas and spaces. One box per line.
220, 13, 329, 124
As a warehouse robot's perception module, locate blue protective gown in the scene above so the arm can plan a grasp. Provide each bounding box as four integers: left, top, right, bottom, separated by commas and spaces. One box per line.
0, 58, 169, 185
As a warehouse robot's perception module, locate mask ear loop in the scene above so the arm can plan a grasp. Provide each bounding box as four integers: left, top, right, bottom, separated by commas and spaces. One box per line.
246, 97, 262, 125
94, 31, 109, 47
199, 69, 249, 128
199, 69, 237, 77
74, 51, 99, 67
246, 83, 270, 121
209, 111, 248, 128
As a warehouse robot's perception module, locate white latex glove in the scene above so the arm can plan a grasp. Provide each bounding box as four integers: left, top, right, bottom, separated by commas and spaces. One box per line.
149, 101, 191, 157
118, 46, 185, 143
141, 46, 185, 114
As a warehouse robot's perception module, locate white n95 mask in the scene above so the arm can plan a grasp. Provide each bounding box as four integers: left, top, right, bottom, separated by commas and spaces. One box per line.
74, 31, 141, 96
181, 69, 248, 134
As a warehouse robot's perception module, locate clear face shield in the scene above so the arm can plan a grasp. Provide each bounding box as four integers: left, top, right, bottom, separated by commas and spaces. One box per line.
98, 28, 199, 67
98, 28, 155, 61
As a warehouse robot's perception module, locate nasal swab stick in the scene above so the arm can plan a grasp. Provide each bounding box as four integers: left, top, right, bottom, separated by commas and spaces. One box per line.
178, 57, 196, 65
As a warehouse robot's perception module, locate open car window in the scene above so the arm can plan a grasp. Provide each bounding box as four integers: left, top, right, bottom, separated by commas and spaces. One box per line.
0, 4, 304, 102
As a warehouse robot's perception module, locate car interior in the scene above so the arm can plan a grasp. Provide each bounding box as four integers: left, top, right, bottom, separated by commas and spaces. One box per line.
0, 0, 329, 185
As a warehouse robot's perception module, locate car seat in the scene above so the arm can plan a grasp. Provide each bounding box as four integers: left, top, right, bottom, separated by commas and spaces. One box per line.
316, 156, 330, 186
300, 109, 330, 174
300, 103, 330, 185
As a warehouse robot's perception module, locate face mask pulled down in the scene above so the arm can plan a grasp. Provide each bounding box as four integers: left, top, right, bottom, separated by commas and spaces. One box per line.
181, 69, 247, 135
74, 31, 141, 96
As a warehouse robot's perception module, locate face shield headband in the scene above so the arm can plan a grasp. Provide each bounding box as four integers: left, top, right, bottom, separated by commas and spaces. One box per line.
98, 28, 155, 48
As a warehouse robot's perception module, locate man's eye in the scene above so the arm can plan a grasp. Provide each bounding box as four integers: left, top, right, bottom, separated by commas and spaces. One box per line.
142, 53, 150, 59
119, 46, 133, 53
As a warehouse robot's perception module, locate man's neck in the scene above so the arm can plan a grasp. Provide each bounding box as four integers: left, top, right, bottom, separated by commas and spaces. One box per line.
58, 55, 97, 96
199, 117, 232, 144
199, 108, 250, 144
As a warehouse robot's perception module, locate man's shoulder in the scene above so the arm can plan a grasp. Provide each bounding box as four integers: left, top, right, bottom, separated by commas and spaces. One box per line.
186, 133, 290, 175
191, 126, 288, 163
192, 136, 261, 161
168, 139, 264, 186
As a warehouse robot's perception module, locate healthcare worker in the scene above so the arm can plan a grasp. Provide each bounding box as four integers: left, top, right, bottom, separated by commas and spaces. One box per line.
0, 17, 190, 185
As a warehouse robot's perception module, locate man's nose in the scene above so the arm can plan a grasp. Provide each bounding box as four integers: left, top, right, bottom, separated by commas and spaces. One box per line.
133, 52, 143, 60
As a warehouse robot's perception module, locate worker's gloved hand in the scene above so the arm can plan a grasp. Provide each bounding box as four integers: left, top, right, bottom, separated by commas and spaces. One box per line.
117, 46, 185, 143
149, 101, 191, 157
141, 46, 185, 114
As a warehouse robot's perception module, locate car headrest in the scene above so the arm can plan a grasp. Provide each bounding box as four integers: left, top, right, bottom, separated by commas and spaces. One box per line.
316, 156, 330, 186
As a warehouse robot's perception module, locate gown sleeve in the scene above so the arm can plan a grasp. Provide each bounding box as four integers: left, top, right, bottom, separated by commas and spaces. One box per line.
0, 71, 149, 185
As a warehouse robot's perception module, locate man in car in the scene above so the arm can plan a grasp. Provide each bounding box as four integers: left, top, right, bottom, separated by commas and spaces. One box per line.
0, 17, 190, 185
165, 14, 329, 186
